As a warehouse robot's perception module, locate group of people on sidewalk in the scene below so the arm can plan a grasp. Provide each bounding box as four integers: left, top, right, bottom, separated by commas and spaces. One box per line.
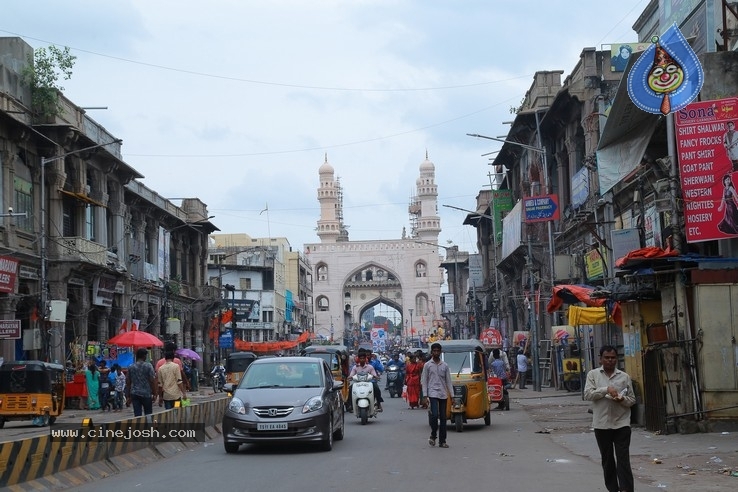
74, 342, 192, 418
74, 360, 127, 411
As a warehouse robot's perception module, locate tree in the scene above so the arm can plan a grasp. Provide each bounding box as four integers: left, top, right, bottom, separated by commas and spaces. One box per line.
21, 45, 76, 119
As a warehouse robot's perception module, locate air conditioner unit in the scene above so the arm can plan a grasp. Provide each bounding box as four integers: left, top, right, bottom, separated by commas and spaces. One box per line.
166, 318, 181, 334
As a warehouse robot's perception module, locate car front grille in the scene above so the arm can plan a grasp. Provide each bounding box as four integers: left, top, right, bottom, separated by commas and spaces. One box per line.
253, 406, 294, 417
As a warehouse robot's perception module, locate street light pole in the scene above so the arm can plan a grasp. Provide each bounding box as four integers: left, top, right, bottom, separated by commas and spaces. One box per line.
409, 308, 413, 344
40, 139, 122, 362
467, 126, 555, 392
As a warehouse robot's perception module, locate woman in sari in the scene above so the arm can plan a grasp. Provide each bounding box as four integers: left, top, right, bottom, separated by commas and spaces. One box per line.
85, 362, 101, 410
404, 352, 422, 409
717, 173, 738, 235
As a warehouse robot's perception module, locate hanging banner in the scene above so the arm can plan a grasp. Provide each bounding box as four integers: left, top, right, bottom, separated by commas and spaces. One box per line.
675, 97, 738, 242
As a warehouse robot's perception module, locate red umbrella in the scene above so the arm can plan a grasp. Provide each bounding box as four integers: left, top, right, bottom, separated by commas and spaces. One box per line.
108, 330, 163, 347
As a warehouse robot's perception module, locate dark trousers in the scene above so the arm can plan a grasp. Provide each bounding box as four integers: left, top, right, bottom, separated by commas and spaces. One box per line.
131, 394, 153, 417
428, 397, 448, 444
518, 369, 527, 388
100, 384, 109, 409
594, 426, 634, 492
372, 382, 384, 403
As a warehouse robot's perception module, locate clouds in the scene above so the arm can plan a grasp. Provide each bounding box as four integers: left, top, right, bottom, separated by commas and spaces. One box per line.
4, 0, 647, 251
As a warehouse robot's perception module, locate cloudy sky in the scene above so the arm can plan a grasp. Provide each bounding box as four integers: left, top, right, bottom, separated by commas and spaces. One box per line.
4, 0, 647, 253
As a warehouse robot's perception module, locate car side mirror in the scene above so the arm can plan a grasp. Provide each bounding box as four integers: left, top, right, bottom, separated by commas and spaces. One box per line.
223, 383, 235, 394
332, 380, 344, 391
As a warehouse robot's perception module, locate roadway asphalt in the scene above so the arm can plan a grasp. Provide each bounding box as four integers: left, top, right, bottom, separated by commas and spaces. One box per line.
513, 386, 738, 491
3, 384, 737, 491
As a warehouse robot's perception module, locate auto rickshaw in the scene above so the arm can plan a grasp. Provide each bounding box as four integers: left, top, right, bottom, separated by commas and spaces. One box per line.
300, 344, 350, 406
438, 340, 491, 431
225, 351, 258, 385
0, 360, 66, 428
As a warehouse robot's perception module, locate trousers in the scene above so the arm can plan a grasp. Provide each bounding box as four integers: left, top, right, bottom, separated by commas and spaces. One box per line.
594, 426, 633, 492
428, 397, 448, 444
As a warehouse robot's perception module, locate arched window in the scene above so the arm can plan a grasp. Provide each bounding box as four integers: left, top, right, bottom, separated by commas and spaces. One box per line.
317, 296, 329, 312
415, 261, 427, 277
317, 263, 328, 281
415, 294, 429, 317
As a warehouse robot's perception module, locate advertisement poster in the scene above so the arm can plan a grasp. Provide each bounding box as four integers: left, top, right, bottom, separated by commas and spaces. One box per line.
675, 97, 738, 243
0, 256, 19, 294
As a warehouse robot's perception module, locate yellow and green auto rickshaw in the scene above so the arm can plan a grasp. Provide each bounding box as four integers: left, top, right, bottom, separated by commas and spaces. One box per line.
225, 351, 258, 386
0, 360, 66, 428
300, 344, 350, 406
438, 339, 491, 431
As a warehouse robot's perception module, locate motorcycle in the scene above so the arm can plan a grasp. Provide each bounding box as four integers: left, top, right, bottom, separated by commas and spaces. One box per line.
104, 387, 118, 411
349, 373, 378, 425
212, 372, 225, 393
385, 364, 403, 398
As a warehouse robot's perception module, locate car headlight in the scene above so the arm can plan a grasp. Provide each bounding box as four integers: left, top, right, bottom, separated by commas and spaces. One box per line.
303, 396, 323, 414
228, 397, 248, 415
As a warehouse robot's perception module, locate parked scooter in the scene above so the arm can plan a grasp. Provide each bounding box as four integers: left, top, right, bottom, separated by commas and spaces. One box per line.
349, 373, 378, 425
385, 364, 403, 398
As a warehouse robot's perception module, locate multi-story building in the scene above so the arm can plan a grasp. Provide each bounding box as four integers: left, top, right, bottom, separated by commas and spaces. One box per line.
207, 234, 308, 355
0, 37, 217, 368
464, 1, 738, 431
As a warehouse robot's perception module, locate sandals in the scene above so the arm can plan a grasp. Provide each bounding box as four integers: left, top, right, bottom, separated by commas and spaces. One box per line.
428, 437, 436, 447
439, 443, 449, 448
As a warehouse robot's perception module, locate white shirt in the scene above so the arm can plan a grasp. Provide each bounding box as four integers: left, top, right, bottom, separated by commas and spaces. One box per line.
583, 366, 636, 429
516, 353, 528, 372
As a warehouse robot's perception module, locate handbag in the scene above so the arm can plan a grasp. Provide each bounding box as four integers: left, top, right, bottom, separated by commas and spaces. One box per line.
401, 384, 408, 401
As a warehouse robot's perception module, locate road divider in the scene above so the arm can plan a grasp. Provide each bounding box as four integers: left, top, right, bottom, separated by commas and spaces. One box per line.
0, 397, 229, 488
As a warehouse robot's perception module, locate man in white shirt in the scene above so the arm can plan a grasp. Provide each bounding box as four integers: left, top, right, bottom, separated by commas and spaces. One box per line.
421, 343, 454, 448
516, 351, 528, 389
583, 345, 636, 492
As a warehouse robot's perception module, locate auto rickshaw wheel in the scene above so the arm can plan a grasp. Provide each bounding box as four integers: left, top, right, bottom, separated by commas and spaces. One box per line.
504, 393, 510, 411
48, 416, 57, 425
454, 413, 463, 432
484, 411, 491, 426
0, 417, 5, 429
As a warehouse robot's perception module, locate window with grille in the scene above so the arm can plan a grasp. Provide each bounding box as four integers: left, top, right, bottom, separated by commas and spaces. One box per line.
12, 176, 33, 232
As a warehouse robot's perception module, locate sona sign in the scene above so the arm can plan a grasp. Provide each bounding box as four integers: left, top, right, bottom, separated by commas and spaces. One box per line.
675, 97, 738, 243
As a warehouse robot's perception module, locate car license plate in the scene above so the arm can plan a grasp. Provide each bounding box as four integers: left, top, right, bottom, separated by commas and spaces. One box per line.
257, 422, 288, 431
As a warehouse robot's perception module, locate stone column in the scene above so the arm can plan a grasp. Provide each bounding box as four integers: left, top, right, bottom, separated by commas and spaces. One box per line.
0, 297, 19, 362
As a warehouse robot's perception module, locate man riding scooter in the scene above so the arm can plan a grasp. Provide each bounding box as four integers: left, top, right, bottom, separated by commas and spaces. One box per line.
384, 352, 405, 397
347, 348, 383, 412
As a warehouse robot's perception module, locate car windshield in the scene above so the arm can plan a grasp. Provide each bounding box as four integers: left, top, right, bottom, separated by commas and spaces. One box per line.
240, 362, 323, 389
442, 351, 482, 375
307, 353, 339, 371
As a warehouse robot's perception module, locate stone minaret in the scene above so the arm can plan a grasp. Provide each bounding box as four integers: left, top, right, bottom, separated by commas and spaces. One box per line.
414, 152, 441, 241
317, 154, 341, 243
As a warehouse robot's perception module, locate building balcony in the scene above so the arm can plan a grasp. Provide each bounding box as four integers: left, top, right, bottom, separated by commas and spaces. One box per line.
49, 236, 107, 267
344, 278, 401, 289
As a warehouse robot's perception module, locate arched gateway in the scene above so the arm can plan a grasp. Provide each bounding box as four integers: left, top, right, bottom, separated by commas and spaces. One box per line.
305, 154, 444, 350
